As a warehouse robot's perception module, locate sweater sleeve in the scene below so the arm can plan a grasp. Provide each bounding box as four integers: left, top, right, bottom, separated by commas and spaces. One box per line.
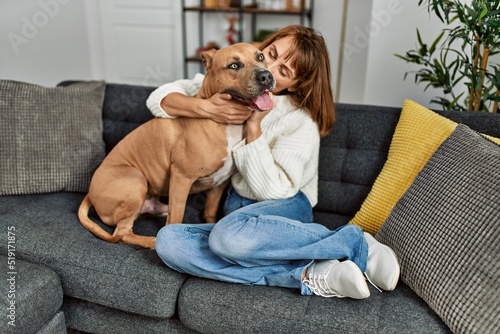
146, 73, 204, 118
231, 116, 319, 201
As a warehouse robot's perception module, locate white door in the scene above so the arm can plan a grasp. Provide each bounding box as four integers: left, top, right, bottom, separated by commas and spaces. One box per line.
87, 0, 182, 86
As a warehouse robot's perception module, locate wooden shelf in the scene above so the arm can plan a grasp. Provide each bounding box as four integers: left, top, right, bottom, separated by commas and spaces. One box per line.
186, 56, 202, 62
184, 6, 240, 13
181, 0, 314, 77
184, 6, 309, 15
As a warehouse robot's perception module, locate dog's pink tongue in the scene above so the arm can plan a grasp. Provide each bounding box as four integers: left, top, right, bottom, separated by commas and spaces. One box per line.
252, 91, 273, 111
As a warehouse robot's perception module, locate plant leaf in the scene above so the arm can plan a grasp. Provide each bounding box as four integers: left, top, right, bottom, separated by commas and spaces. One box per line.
479, 2, 488, 20
430, 31, 445, 54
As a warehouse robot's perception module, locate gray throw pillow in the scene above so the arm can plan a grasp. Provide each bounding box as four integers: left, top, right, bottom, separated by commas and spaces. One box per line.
0, 80, 106, 195
376, 124, 499, 334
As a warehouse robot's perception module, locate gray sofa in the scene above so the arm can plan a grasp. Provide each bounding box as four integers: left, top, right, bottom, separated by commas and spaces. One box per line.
1, 81, 498, 334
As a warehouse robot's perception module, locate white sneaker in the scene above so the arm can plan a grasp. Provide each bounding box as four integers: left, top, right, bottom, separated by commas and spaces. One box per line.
303, 260, 370, 299
364, 232, 400, 291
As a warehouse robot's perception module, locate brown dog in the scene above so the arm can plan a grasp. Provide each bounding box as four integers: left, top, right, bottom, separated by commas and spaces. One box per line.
78, 43, 275, 249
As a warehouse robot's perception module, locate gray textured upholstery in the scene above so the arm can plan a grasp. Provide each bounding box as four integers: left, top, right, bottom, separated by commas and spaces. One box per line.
0, 80, 106, 195
35, 311, 67, 334
0, 256, 65, 334
1, 82, 499, 333
315, 104, 400, 229
0, 193, 186, 319
377, 125, 500, 334
178, 277, 450, 334
314, 103, 500, 230
62, 297, 196, 334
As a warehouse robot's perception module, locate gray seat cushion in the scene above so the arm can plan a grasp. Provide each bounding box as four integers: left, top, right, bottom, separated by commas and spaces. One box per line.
0, 193, 186, 319
0, 255, 64, 334
35, 311, 66, 334
62, 296, 196, 334
178, 277, 451, 334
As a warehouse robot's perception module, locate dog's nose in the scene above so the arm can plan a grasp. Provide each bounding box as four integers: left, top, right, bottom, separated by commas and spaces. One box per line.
257, 70, 274, 87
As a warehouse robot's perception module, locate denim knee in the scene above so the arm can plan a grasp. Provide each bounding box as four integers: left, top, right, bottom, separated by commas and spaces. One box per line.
209, 213, 255, 262
155, 225, 186, 268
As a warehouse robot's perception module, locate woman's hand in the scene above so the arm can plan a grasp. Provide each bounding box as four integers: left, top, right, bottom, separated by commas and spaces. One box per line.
160, 92, 253, 125
245, 94, 274, 143
199, 93, 253, 124
246, 110, 271, 142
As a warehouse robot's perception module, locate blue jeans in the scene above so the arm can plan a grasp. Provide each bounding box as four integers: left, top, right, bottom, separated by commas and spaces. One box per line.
155, 187, 368, 295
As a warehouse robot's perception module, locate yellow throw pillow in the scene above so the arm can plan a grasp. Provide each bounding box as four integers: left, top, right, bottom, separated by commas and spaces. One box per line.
350, 100, 500, 235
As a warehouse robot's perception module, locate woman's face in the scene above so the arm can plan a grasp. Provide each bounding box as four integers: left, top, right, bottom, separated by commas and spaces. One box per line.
262, 36, 299, 94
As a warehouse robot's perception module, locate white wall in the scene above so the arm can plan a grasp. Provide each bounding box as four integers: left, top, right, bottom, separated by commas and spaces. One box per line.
311, 0, 345, 101
333, 0, 373, 103
360, 0, 449, 108
0, 0, 449, 109
0, 0, 94, 86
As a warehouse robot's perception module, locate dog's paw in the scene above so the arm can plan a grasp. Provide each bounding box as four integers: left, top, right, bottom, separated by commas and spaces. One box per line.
139, 198, 169, 216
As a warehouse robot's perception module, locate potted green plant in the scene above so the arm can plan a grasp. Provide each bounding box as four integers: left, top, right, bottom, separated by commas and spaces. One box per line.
396, 0, 500, 112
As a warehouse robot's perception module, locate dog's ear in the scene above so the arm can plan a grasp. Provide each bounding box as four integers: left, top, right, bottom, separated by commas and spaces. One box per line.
201, 49, 217, 70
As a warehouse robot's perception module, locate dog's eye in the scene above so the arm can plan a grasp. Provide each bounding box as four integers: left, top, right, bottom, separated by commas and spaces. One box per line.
257, 53, 264, 62
228, 63, 239, 70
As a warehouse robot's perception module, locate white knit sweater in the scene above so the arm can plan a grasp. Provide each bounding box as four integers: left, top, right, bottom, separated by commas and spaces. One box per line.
146, 74, 319, 206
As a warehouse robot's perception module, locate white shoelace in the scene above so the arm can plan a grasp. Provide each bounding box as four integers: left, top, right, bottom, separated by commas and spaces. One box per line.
364, 272, 382, 293
305, 271, 383, 297
303, 273, 342, 298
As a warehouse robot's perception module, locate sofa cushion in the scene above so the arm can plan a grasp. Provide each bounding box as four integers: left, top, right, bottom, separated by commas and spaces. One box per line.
376, 124, 499, 334
34, 311, 67, 334
58, 81, 156, 154
0, 193, 186, 319
1, 255, 64, 334
314, 103, 401, 229
62, 297, 195, 334
349, 100, 500, 234
314, 102, 500, 230
178, 277, 451, 333
100, 83, 156, 153
0, 80, 106, 195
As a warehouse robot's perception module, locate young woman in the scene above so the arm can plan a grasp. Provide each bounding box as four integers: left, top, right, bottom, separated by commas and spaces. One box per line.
147, 25, 399, 299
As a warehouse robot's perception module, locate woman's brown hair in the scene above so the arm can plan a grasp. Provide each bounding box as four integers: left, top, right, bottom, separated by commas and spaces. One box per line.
259, 25, 335, 137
